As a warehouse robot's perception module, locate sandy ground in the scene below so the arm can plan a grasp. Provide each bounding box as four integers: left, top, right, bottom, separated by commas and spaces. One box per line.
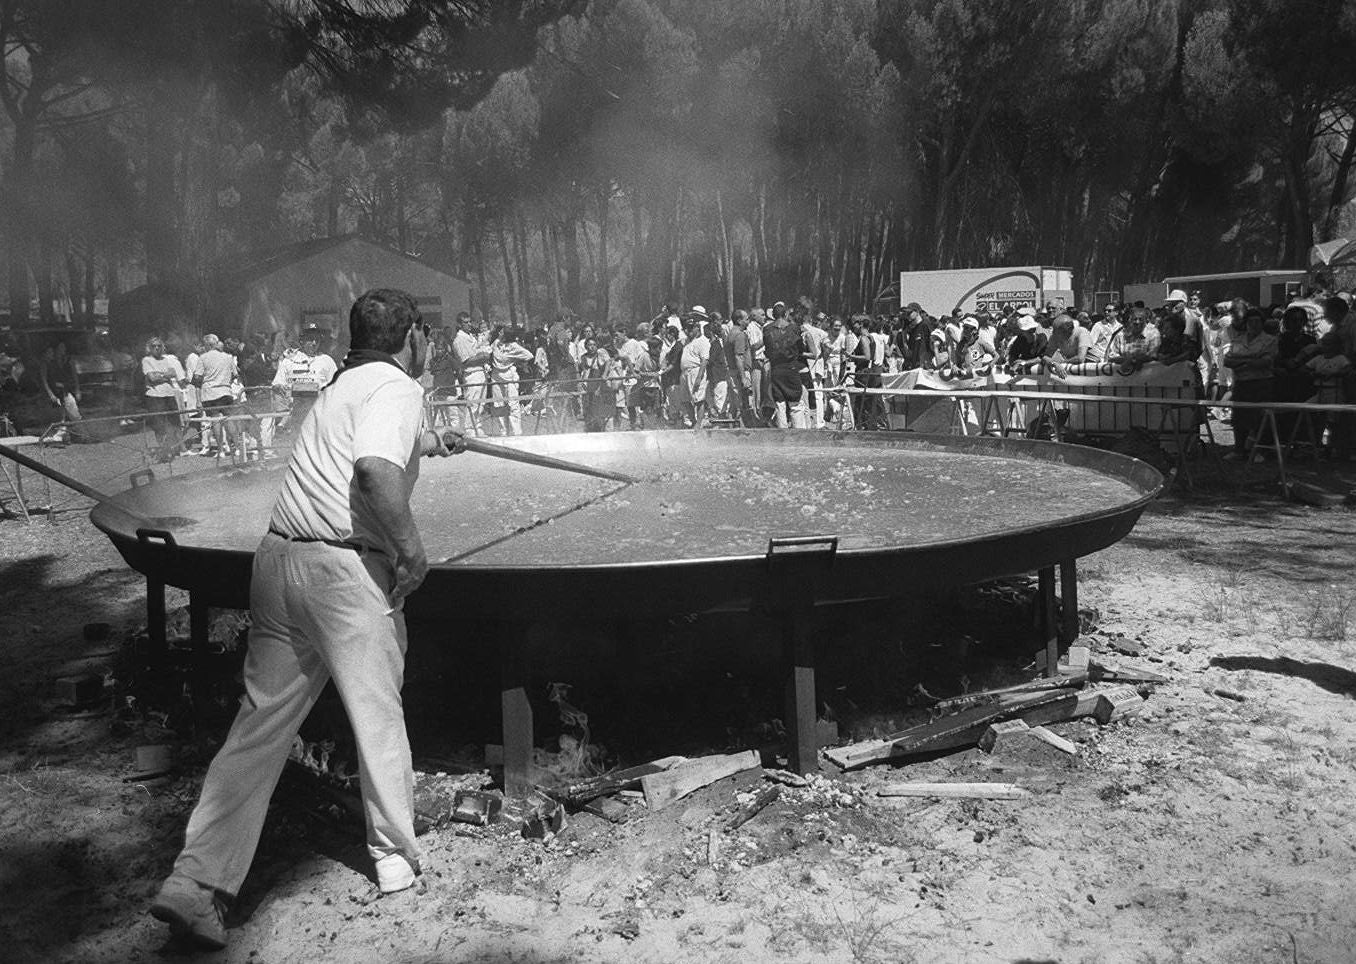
3, 431, 1356, 963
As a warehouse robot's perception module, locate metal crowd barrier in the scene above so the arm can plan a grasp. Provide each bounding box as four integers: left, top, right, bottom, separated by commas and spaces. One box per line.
834, 382, 1356, 493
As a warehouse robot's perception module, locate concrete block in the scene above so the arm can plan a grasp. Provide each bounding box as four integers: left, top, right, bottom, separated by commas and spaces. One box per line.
1060, 646, 1091, 674
1093, 687, 1144, 725
979, 719, 1030, 754
1074, 690, 1102, 718
55, 674, 102, 707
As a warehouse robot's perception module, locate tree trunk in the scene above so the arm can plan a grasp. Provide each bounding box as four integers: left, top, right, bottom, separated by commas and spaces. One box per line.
562, 214, 582, 312
496, 223, 518, 327
5, 110, 37, 325
513, 211, 533, 323
875, 210, 890, 306
1325, 115, 1356, 239
542, 219, 562, 313
1283, 155, 1312, 268
327, 181, 341, 236
84, 251, 96, 326
145, 87, 178, 285
749, 208, 763, 309
811, 193, 824, 298
754, 183, 768, 307
471, 227, 492, 325
631, 190, 648, 320
106, 252, 120, 299
6, 250, 29, 327
596, 185, 611, 326
671, 187, 683, 305
36, 240, 54, 325
396, 176, 408, 252
715, 188, 734, 316
64, 249, 81, 324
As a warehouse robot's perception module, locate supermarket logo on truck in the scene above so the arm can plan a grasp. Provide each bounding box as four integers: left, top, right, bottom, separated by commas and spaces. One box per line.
975, 289, 1037, 313
899, 267, 1072, 316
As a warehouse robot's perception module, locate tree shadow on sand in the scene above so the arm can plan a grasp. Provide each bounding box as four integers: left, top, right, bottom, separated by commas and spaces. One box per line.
1210, 655, 1356, 698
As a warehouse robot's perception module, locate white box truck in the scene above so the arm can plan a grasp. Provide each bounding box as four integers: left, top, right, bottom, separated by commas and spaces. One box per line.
1122, 270, 1308, 309
899, 267, 1075, 316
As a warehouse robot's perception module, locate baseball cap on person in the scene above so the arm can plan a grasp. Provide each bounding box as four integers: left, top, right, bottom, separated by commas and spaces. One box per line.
689, 305, 709, 320
1016, 306, 1037, 318
961, 316, 979, 329
1015, 316, 1039, 331
1165, 289, 1189, 305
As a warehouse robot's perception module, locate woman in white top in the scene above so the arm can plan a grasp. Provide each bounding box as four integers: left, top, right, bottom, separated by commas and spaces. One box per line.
487, 326, 534, 436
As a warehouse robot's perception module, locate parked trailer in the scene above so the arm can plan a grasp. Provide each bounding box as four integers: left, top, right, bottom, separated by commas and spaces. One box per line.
899, 267, 1075, 317
1123, 270, 1308, 309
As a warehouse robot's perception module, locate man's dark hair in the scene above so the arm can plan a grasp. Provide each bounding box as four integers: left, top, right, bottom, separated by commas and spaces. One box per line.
350, 289, 421, 354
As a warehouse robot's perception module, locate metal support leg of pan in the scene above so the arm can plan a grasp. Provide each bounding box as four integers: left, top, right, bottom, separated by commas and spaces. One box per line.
766, 535, 838, 775
1038, 566, 1059, 678
189, 591, 210, 718
500, 623, 535, 803
147, 575, 167, 656
1059, 558, 1079, 645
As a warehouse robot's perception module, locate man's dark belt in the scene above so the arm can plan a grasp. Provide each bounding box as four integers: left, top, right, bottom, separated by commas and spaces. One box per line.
267, 526, 364, 552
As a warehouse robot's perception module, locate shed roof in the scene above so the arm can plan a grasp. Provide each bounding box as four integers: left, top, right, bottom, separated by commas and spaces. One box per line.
221, 234, 468, 286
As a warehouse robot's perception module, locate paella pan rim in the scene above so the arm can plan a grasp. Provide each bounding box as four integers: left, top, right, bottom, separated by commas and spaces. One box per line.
90, 429, 1163, 611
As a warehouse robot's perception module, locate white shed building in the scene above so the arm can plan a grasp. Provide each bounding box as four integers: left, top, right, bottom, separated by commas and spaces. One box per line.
226, 235, 471, 352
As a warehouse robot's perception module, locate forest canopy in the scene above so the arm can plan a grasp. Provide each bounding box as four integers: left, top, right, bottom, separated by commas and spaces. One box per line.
1, 0, 1354, 331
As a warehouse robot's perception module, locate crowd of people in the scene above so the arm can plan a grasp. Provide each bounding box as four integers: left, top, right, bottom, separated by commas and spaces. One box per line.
418, 288, 1356, 458
13, 282, 1350, 462
134, 326, 339, 462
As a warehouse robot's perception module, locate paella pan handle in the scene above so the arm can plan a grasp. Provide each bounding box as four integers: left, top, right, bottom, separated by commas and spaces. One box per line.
765, 535, 839, 565
136, 528, 178, 552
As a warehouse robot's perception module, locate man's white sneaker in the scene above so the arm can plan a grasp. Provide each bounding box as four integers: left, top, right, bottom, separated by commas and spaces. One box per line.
149, 873, 227, 949
375, 853, 418, 893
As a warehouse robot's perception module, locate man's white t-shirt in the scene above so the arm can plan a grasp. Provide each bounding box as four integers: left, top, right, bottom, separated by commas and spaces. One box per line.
185, 351, 203, 405
273, 350, 339, 393
198, 348, 238, 402
451, 329, 485, 379
269, 362, 425, 555
142, 355, 185, 398
680, 334, 710, 373
746, 320, 765, 363
801, 324, 827, 378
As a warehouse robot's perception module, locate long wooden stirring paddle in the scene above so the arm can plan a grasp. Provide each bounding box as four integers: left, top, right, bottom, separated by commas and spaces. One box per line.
447, 433, 640, 485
